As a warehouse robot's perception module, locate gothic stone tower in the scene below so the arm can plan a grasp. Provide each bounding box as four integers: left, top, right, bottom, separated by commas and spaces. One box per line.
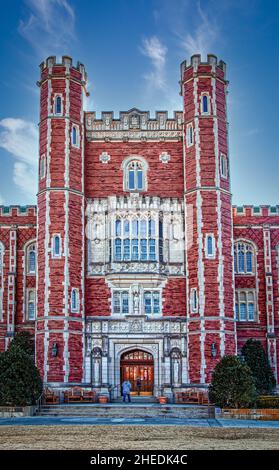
36, 56, 86, 385
181, 54, 237, 384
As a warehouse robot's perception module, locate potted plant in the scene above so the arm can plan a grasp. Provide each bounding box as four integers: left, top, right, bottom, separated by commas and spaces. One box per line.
98, 395, 109, 404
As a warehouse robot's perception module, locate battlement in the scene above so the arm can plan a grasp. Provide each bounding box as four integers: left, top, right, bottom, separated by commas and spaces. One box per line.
180, 54, 226, 80
232, 205, 279, 217
85, 108, 183, 141
0, 205, 37, 218
39, 55, 87, 81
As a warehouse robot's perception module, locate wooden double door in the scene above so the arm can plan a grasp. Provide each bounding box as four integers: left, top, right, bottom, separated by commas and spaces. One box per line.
120, 349, 154, 395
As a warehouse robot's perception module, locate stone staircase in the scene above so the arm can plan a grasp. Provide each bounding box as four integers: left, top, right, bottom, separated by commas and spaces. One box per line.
36, 403, 214, 419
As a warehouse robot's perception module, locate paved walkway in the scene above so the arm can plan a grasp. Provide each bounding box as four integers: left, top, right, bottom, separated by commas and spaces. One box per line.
0, 416, 279, 428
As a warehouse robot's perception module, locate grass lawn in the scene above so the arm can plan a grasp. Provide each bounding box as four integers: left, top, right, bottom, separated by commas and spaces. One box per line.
0, 425, 279, 450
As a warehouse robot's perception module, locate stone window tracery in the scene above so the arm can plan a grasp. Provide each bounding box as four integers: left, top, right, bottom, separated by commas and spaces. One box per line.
112, 289, 161, 315
113, 217, 160, 262
234, 241, 255, 274
123, 158, 147, 192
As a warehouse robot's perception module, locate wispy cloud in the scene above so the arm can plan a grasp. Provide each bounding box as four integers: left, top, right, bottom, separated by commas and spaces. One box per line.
178, 1, 219, 59
0, 118, 38, 201
140, 36, 168, 90
242, 128, 260, 137
18, 0, 76, 57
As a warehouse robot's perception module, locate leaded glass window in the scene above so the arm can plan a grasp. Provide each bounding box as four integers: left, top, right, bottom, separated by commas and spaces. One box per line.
234, 241, 255, 274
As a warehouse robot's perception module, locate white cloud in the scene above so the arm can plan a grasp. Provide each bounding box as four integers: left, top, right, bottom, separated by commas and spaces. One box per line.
178, 2, 219, 59
0, 118, 38, 200
0, 193, 5, 205
19, 0, 76, 57
140, 36, 168, 90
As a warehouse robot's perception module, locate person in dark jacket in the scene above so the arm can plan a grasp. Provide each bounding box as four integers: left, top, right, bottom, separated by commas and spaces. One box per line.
136, 377, 141, 396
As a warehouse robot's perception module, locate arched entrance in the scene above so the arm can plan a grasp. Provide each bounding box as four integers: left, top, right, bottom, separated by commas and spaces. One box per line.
120, 349, 154, 395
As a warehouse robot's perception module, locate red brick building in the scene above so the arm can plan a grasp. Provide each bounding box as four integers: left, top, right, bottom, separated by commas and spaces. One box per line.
0, 54, 278, 398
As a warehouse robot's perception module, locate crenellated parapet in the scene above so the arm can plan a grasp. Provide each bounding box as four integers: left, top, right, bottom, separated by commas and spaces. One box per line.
180, 53, 227, 79
0, 205, 37, 222
38, 55, 87, 83
85, 108, 183, 141
232, 205, 279, 217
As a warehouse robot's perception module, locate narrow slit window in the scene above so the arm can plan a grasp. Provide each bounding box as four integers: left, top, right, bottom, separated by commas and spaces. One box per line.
202, 94, 209, 114
54, 95, 62, 115
53, 235, 61, 258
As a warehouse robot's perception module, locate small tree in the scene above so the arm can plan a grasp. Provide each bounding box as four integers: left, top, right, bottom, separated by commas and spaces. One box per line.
9, 331, 35, 356
0, 334, 42, 407
209, 355, 257, 408
242, 339, 276, 395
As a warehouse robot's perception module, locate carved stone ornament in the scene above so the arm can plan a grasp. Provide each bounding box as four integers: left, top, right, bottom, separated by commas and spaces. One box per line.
159, 152, 171, 164
99, 151, 111, 164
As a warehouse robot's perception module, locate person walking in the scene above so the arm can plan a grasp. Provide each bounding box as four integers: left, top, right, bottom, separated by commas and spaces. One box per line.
136, 377, 141, 396
122, 380, 132, 403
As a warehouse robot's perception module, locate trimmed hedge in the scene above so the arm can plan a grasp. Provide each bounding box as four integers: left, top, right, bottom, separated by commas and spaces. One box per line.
256, 396, 279, 409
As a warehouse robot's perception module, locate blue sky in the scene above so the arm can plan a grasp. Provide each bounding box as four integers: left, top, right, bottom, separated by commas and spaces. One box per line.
0, 0, 278, 206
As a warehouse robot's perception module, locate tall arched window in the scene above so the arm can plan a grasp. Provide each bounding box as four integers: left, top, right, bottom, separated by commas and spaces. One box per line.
205, 234, 215, 258
123, 157, 147, 192
128, 161, 143, 190
201, 93, 210, 114
27, 289, 36, 321
186, 122, 194, 147
54, 95, 62, 115
234, 241, 255, 274
40, 155, 46, 180
72, 125, 79, 148
71, 288, 79, 312
52, 235, 61, 258
26, 243, 36, 274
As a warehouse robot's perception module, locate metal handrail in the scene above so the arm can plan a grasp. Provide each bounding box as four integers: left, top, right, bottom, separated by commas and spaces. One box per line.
35, 391, 44, 413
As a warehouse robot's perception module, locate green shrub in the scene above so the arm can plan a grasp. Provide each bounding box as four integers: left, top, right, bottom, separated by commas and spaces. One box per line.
209, 355, 257, 408
9, 331, 35, 356
242, 339, 276, 394
0, 335, 42, 406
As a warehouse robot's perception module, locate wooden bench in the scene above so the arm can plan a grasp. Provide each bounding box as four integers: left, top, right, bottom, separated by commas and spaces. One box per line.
174, 391, 209, 405
64, 387, 96, 403
44, 388, 59, 405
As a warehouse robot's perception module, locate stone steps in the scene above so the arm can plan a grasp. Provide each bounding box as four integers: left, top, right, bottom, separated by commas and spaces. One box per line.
37, 404, 214, 419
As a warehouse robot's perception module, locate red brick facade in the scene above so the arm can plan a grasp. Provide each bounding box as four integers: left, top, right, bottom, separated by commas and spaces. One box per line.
0, 54, 278, 394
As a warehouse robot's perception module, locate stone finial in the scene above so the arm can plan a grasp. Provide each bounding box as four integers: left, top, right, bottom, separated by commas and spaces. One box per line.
207, 54, 217, 66
218, 60, 227, 77
46, 56, 56, 68
190, 54, 201, 69
62, 55, 72, 67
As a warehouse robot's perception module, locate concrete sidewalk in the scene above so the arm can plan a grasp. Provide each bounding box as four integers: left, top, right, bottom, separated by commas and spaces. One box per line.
0, 416, 279, 428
